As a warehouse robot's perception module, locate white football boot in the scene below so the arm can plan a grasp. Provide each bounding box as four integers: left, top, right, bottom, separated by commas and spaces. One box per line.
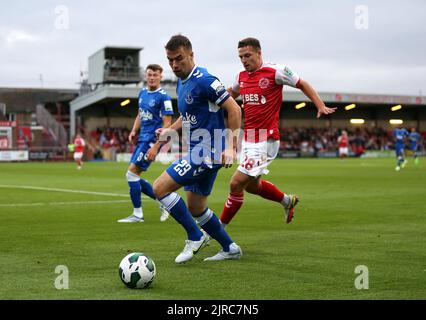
203, 242, 242, 261
117, 214, 144, 223
175, 233, 209, 264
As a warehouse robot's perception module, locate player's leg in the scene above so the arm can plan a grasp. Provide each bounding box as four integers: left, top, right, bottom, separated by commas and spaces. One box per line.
245, 178, 299, 223
186, 192, 241, 261
135, 161, 170, 222
153, 160, 206, 263
118, 162, 145, 222
395, 147, 406, 170
244, 139, 298, 223
413, 146, 419, 164
220, 170, 253, 227
73, 152, 82, 169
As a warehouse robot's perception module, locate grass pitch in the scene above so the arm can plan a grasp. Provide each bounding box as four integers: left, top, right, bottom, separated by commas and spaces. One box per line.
0, 158, 425, 299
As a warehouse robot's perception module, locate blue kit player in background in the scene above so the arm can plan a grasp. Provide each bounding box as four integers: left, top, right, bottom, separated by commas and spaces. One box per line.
118, 64, 174, 223
409, 128, 421, 165
393, 126, 409, 171
153, 34, 243, 263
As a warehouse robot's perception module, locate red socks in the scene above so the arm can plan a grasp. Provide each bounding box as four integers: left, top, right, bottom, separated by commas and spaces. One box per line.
220, 181, 284, 225
255, 180, 284, 202
220, 192, 244, 225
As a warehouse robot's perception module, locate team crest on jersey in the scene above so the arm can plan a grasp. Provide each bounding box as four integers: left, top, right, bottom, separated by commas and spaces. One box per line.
185, 92, 194, 104
258, 78, 269, 89
149, 99, 156, 107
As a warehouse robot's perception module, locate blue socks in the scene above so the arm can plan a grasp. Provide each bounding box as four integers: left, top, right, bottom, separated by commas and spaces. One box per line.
158, 193, 203, 241
140, 179, 156, 199
127, 171, 157, 209
195, 208, 233, 252
127, 171, 142, 209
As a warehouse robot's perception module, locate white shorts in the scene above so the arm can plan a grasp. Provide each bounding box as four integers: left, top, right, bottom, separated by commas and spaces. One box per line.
73, 152, 83, 160
339, 147, 348, 155
238, 139, 280, 177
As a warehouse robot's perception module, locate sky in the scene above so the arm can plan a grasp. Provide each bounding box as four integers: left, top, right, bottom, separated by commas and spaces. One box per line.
0, 0, 425, 96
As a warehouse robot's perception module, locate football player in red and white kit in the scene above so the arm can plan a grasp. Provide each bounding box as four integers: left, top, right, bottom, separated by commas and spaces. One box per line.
73, 133, 86, 170
220, 37, 336, 226
338, 130, 349, 158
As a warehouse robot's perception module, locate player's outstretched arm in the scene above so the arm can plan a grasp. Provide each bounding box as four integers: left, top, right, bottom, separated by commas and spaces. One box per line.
297, 79, 336, 118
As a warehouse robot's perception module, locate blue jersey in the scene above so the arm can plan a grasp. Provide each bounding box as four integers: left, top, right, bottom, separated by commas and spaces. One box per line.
409, 131, 421, 150
176, 66, 230, 166
393, 128, 409, 148
138, 87, 174, 143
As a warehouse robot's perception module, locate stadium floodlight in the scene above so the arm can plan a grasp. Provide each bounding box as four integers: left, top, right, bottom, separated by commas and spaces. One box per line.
391, 105, 402, 111
350, 119, 365, 124
389, 119, 403, 125
345, 104, 356, 110
295, 102, 306, 109
120, 99, 131, 107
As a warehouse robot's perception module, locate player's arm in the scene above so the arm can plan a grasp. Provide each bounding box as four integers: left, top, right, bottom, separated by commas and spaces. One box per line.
156, 116, 182, 142
296, 79, 336, 118
227, 87, 240, 99
146, 115, 173, 161
220, 96, 242, 168
129, 114, 141, 144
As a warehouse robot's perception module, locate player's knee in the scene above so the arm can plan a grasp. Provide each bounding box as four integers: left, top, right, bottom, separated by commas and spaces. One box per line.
245, 182, 260, 194
126, 171, 139, 182
152, 180, 164, 199
229, 179, 244, 193
187, 203, 204, 216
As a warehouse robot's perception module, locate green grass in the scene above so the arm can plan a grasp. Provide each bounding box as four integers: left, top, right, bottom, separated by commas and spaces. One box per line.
0, 158, 425, 299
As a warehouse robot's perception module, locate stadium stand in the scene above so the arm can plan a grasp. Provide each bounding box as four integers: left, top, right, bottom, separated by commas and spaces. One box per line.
1, 46, 425, 162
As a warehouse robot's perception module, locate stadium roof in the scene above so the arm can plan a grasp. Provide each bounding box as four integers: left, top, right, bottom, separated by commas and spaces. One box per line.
88, 46, 144, 58
69, 85, 425, 136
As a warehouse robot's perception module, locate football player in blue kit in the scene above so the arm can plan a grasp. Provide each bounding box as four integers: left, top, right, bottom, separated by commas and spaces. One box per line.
408, 128, 421, 165
118, 64, 174, 223
393, 126, 409, 171
153, 34, 243, 263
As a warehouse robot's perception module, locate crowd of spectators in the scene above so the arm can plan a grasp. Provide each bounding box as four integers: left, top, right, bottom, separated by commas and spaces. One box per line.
88, 127, 135, 159
280, 127, 424, 156
85, 126, 424, 159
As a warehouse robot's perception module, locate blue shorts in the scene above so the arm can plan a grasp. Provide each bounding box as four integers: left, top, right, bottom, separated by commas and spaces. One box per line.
395, 146, 405, 157
410, 144, 418, 152
166, 155, 221, 196
130, 141, 154, 171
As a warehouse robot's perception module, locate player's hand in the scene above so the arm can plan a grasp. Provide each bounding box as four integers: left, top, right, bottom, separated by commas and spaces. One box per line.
221, 148, 236, 168
156, 128, 171, 142
128, 131, 137, 144
146, 146, 159, 161
317, 105, 337, 118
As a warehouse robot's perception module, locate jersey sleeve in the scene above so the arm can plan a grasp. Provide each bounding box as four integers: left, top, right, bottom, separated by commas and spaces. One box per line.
201, 75, 230, 106
161, 94, 174, 116
275, 64, 300, 88
231, 73, 240, 94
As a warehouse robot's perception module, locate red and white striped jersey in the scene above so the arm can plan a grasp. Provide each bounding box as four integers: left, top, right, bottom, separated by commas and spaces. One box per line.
74, 137, 86, 153
232, 62, 300, 142
338, 135, 348, 148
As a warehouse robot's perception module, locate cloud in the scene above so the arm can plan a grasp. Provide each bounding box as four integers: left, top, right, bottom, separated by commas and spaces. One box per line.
1, 29, 41, 48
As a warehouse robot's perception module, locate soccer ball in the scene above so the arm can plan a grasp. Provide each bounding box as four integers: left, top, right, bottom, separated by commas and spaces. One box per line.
118, 253, 156, 289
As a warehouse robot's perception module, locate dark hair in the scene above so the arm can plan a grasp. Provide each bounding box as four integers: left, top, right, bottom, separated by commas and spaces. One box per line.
165, 34, 192, 51
146, 64, 163, 73
238, 37, 261, 50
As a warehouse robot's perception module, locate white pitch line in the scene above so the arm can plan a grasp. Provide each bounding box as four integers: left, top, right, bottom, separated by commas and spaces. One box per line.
0, 200, 129, 207
0, 184, 129, 198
